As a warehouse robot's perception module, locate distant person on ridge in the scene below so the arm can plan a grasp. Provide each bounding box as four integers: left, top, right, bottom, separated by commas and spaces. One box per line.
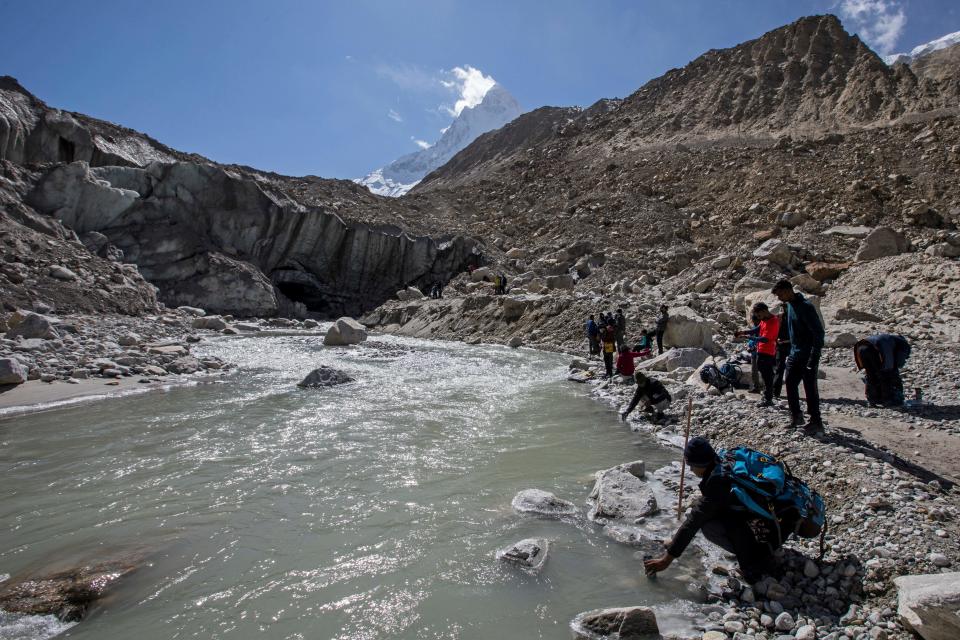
586, 315, 601, 357
620, 372, 672, 421
772, 280, 825, 434
655, 305, 669, 355
854, 333, 911, 407
735, 303, 781, 407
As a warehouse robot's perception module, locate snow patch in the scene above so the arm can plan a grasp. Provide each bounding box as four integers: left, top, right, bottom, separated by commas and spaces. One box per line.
884, 30, 960, 64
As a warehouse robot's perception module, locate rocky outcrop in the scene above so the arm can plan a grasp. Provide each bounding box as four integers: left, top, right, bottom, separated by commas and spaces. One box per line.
571, 606, 660, 640
587, 462, 659, 523
496, 538, 549, 571
26, 161, 477, 317
511, 489, 578, 516
855, 227, 909, 262
0, 357, 28, 384
662, 306, 715, 351
297, 366, 355, 388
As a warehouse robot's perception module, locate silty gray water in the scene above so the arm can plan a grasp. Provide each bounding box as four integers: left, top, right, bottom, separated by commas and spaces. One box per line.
1, 333, 700, 639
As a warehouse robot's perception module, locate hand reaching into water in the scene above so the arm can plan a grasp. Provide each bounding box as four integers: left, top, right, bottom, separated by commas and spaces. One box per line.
643, 553, 674, 575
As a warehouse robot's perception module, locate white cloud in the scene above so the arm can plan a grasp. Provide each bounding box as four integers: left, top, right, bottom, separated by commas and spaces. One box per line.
839, 0, 907, 54
387, 108, 403, 123
411, 137, 431, 150
440, 65, 497, 116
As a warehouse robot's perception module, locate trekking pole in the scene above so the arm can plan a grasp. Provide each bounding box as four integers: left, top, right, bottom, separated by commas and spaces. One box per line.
677, 396, 693, 521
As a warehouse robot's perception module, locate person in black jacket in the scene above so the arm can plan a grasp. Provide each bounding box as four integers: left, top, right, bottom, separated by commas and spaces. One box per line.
854, 334, 912, 406
621, 372, 672, 421
654, 305, 669, 355
643, 437, 778, 583
772, 280, 825, 434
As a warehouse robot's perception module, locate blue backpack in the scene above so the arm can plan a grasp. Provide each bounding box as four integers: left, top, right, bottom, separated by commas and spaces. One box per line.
716, 446, 827, 548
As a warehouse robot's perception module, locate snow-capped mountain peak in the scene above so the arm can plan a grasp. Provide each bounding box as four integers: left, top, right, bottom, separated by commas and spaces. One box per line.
884, 30, 960, 65
357, 83, 522, 197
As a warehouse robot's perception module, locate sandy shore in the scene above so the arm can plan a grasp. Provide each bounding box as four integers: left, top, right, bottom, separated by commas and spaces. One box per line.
0, 376, 199, 419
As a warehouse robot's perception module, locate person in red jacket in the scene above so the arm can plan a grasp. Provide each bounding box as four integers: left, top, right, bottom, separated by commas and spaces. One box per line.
735, 302, 780, 407
615, 344, 648, 378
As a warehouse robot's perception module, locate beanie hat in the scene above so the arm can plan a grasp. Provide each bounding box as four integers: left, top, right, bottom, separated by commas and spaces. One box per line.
684, 436, 717, 467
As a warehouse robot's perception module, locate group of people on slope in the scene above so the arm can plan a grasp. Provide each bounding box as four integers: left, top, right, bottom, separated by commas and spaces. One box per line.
586, 305, 670, 379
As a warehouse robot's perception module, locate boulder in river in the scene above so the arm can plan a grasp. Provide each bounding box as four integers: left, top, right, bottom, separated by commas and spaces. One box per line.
571, 606, 660, 640
511, 489, 577, 517
0, 555, 142, 622
496, 538, 549, 571
323, 317, 368, 346
894, 572, 960, 640
588, 463, 659, 522
297, 366, 355, 388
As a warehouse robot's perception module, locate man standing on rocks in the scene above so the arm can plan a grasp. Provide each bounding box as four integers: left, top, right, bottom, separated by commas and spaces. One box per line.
772, 280, 824, 434
614, 308, 627, 350
586, 315, 600, 357
655, 305, 669, 355
643, 437, 778, 583
735, 303, 781, 408
600, 322, 617, 378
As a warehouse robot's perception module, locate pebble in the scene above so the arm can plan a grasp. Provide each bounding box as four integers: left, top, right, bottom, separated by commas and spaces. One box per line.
774, 612, 794, 631
796, 624, 816, 640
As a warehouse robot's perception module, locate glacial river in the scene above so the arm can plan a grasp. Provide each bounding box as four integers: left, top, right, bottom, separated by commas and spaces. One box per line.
1, 333, 697, 639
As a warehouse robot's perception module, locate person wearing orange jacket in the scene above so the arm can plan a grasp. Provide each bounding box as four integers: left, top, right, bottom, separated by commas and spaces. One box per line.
735, 302, 781, 407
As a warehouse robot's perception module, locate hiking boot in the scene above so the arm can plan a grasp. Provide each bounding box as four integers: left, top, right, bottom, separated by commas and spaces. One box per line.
756, 400, 774, 408
803, 420, 825, 435
786, 414, 804, 429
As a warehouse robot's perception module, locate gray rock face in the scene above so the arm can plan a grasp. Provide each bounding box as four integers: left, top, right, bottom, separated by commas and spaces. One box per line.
753, 238, 794, 267
661, 306, 714, 351
855, 227, 909, 262
0, 357, 28, 385
511, 489, 577, 517
5, 311, 59, 340
26, 161, 477, 318
191, 316, 228, 331
323, 317, 368, 346
588, 464, 659, 522
895, 572, 960, 640
496, 538, 549, 571
571, 606, 660, 640
297, 366, 355, 388
638, 347, 709, 373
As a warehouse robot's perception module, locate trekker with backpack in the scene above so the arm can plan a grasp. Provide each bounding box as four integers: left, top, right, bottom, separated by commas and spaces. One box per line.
586, 315, 601, 357
735, 303, 781, 407
643, 437, 825, 584
655, 305, 669, 354
772, 280, 825, 434
621, 372, 672, 421
854, 334, 911, 407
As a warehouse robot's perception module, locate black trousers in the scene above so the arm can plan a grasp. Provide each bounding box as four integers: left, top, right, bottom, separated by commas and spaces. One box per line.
655, 331, 664, 355
756, 353, 776, 403
785, 354, 821, 422
701, 517, 775, 583
603, 351, 614, 378
588, 336, 600, 356
856, 344, 905, 406
773, 347, 789, 398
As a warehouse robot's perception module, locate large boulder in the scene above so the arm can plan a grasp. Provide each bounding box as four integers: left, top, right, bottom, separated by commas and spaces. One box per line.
0, 358, 28, 385
855, 227, 909, 262
753, 239, 794, 267
511, 489, 577, 517
297, 366, 354, 388
732, 277, 775, 313
496, 538, 549, 571
323, 317, 368, 346
545, 274, 575, 290
805, 261, 850, 282
396, 286, 426, 301
661, 306, 714, 351
637, 347, 709, 373
5, 311, 59, 340
894, 572, 960, 640
470, 266, 492, 282
191, 316, 228, 331
571, 606, 660, 640
588, 463, 658, 522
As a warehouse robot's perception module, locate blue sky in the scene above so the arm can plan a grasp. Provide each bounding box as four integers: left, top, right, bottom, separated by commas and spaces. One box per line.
1, 0, 957, 179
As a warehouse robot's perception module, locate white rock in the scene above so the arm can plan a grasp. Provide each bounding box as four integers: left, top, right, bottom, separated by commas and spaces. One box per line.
753, 239, 794, 267
774, 611, 794, 631
511, 489, 577, 517
0, 358, 28, 385
855, 227, 909, 262
796, 624, 816, 640
895, 572, 960, 640
323, 317, 368, 346
48, 265, 78, 280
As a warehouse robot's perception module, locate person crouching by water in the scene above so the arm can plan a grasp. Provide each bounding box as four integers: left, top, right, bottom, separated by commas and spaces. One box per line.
643, 437, 778, 583
620, 372, 671, 422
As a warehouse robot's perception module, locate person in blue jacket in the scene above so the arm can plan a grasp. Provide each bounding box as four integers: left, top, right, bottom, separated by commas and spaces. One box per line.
586, 315, 600, 357
772, 280, 825, 434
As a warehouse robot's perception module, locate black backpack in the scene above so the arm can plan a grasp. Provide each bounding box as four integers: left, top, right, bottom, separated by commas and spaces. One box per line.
700, 362, 742, 390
